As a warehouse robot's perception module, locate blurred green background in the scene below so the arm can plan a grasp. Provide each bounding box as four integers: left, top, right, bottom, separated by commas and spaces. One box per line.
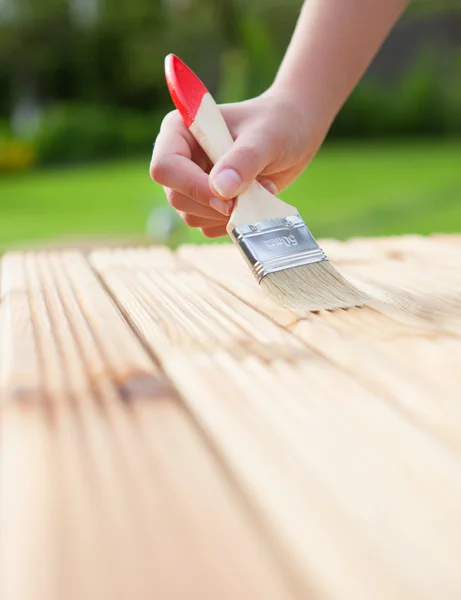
0, 0, 460, 249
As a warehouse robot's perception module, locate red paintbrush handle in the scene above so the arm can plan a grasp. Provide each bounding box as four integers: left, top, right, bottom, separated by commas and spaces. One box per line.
164, 54, 234, 164
165, 54, 208, 128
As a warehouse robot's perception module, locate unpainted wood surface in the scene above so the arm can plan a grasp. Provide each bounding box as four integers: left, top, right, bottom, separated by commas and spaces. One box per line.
1, 235, 461, 600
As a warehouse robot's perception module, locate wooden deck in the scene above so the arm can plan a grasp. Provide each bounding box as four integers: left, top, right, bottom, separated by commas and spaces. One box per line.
1, 234, 461, 600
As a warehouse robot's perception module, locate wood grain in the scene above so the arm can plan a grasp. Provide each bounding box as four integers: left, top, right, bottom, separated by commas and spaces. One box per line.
1, 235, 461, 600
0, 250, 296, 600
94, 238, 461, 600
178, 242, 461, 449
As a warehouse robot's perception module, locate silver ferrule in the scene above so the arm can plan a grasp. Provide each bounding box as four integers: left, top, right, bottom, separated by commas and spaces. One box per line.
229, 215, 327, 282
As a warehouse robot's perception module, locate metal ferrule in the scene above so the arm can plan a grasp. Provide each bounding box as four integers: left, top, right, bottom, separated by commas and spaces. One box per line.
229, 215, 327, 282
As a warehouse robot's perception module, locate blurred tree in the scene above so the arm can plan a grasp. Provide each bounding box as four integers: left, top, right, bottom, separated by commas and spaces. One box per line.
90, 0, 165, 108
0, 0, 460, 147
0, 0, 75, 128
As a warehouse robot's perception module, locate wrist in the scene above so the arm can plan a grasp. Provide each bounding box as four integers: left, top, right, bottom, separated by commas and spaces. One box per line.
271, 70, 337, 124
262, 82, 333, 157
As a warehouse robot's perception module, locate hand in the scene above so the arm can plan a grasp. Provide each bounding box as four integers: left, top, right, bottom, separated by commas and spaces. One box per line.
150, 88, 328, 238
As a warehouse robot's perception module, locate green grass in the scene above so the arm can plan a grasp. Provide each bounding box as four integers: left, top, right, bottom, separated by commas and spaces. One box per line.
1, 140, 460, 249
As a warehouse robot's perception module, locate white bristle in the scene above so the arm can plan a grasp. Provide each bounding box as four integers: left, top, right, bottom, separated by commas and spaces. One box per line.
260, 261, 370, 311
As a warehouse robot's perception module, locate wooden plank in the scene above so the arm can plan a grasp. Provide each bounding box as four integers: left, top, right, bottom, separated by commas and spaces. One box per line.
0, 253, 59, 600
177, 243, 461, 450
2, 237, 461, 600
430, 233, 461, 247
92, 246, 461, 600
0, 251, 296, 600
54, 251, 297, 600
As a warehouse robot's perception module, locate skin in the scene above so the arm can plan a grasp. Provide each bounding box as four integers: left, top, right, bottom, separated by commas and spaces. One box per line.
151, 0, 411, 238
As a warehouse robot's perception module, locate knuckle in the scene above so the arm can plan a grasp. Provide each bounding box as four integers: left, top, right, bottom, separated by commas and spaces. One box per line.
182, 213, 197, 227
201, 227, 224, 239
150, 156, 169, 184
234, 144, 260, 167
200, 228, 213, 238
181, 212, 203, 228
166, 189, 179, 208
160, 110, 181, 131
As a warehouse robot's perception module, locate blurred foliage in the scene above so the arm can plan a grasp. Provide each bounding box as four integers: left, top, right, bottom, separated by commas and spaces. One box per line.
0, 138, 36, 172
34, 103, 162, 163
0, 0, 460, 166
409, 0, 461, 14
332, 49, 461, 138
0, 120, 36, 172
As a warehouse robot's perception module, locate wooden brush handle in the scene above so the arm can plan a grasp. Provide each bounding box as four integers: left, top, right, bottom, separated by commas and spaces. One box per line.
165, 54, 297, 231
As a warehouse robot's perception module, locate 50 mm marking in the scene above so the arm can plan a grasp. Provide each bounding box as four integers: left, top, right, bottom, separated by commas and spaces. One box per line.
264, 235, 299, 248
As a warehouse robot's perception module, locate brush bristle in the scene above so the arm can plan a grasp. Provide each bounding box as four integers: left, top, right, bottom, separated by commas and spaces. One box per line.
260, 261, 370, 311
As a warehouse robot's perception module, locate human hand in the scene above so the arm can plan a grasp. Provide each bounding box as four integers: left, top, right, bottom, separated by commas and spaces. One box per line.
150, 88, 329, 238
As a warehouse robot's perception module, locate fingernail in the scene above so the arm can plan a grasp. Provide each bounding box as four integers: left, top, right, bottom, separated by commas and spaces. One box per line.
210, 197, 231, 216
212, 169, 242, 199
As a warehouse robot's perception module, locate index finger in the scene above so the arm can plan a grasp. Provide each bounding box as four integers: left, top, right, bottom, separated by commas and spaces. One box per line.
150, 111, 214, 207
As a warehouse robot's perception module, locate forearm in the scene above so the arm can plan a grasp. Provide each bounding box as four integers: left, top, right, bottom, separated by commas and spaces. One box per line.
273, 0, 410, 127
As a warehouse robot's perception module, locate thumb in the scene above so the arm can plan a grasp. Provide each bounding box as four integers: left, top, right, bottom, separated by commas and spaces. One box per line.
209, 130, 275, 200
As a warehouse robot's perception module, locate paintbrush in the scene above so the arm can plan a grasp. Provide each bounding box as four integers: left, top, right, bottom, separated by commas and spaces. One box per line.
165, 54, 369, 311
